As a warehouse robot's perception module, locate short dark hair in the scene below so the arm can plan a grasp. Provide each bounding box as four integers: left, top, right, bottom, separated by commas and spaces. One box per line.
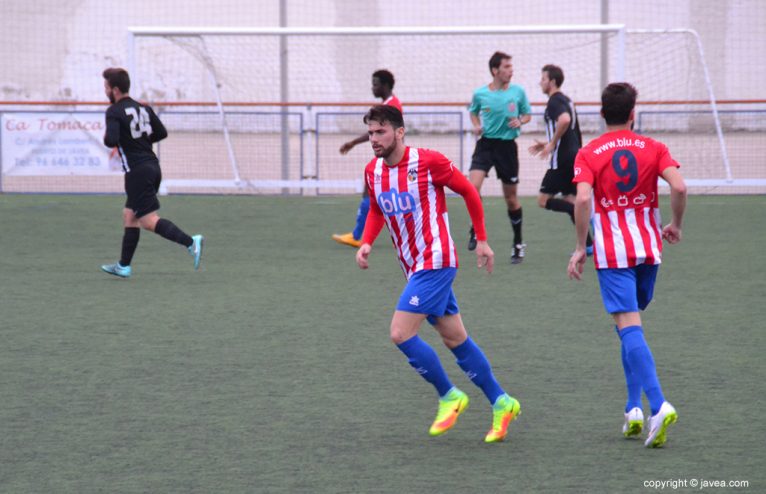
542, 64, 564, 87
489, 51, 511, 74
103, 68, 130, 93
372, 69, 395, 89
601, 82, 638, 125
363, 104, 404, 129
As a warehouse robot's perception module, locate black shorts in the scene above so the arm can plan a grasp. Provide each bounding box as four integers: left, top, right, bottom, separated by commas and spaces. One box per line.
540, 166, 577, 196
124, 161, 161, 218
470, 137, 520, 184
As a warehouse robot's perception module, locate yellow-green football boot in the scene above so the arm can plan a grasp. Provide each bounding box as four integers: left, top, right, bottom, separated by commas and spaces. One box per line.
429, 388, 469, 436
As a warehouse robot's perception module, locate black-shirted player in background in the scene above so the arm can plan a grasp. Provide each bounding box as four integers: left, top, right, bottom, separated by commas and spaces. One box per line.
528, 64, 593, 255
100, 68, 204, 278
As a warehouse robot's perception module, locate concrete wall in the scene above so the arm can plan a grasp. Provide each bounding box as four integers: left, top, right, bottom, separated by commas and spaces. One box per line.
1, 0, 763, 103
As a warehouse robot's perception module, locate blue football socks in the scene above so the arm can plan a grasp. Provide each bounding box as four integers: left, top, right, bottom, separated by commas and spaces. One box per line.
450, 337, 505, 405
352, 196, 370, 241
619, 325, 665, 415
397, 335, 454, 397
621, 338, 644, 413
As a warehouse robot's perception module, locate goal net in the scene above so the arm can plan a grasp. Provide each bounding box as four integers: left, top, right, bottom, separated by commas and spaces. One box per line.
125, 25, 751, 196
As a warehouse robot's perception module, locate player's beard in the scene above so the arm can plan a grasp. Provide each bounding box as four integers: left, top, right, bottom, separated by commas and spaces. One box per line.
107, 90, 116, 104
374, 140, 397, 159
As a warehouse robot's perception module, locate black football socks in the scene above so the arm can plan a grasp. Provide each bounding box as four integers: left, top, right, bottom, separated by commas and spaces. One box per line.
545, 197, 575, 220
119, 227, 140, 266
154, 218, 193, 248
508, 208, 523, 245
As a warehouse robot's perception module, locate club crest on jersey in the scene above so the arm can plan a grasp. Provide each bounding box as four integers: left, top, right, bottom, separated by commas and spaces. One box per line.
373, 172, 382, 184
407, 168, 418, 183
377, 188, 416, 216
508, 102, 517, 113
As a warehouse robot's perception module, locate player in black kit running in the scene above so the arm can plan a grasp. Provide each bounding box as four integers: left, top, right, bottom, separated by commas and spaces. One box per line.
100, 68, 204, 278
528, 64, 592, 255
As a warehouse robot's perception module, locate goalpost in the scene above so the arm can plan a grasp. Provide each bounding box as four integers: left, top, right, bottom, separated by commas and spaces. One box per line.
126, 24, 747, 195
127, 24, 626, 194
625, 29, 736, 188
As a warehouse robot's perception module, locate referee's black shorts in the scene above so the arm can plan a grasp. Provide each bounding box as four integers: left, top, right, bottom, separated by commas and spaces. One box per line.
124, 160, 162, 218
470, 137, 520, 184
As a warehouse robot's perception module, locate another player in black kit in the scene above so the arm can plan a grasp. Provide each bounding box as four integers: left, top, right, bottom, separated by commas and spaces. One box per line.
528, 64, 592, 254
100, 68, 204, 278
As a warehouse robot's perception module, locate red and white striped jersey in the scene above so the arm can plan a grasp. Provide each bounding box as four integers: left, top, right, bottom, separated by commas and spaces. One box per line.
573, 130, 679, 269
365, 147, 458, 278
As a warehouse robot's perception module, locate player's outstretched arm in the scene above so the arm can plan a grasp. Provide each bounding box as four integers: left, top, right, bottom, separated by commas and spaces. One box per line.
340, 134, 370, 154
528, 139, 546, 156
538, 112, 571, 159
661, 166, 687, 244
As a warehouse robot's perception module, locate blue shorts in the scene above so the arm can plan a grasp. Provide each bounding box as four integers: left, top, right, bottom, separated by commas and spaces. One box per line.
396, 268, 460, 325
596, 264, 659, 314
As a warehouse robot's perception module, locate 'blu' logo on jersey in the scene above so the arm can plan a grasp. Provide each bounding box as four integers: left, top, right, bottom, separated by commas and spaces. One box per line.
377, 188, 416, 216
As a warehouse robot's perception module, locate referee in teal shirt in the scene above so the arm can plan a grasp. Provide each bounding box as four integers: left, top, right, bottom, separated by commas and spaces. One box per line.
468, 51, 531, 264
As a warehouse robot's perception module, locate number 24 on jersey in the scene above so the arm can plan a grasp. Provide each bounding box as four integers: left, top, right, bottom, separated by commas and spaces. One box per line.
125, 107, 153, 139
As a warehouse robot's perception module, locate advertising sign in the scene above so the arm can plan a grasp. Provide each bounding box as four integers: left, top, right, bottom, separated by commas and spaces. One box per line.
1, 112, 122, 176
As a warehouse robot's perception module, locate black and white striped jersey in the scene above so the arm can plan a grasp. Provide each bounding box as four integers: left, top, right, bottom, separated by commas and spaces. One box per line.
544, 92, 582, 170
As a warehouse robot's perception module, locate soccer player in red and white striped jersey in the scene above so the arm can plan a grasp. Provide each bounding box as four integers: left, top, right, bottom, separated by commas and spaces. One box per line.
572, 121, 676, 269
356, 105, 521, 443
568, 83, 687, 448
364, 146, 460, 276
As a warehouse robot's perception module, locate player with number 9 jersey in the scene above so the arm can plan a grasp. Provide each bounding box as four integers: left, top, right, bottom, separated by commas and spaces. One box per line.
573, 130, 679, 269
568, 83, 687, 449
